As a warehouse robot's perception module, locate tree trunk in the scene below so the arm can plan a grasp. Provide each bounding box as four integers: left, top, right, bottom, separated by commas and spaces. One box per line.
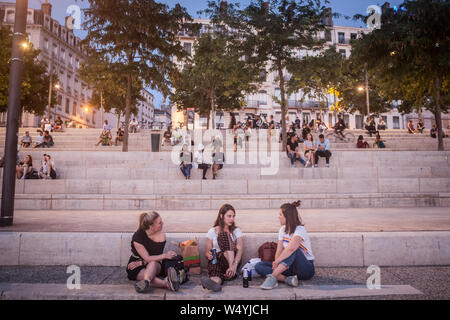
210, 88, 216, 130
116, 110, 121, 130
206, 112, 210, 130
122, 73, 132, 152
277, 60, 288, 151
434, 71, 444, 151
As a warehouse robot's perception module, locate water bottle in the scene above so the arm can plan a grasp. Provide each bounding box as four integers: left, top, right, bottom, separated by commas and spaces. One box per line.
211, 249, 217, 265
243, 269, 249, 288
247, 269, 252, 281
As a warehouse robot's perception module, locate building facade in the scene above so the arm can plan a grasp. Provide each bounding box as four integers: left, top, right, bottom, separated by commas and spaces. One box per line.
101, 88, 155, 130
0, 1, 98, 128
172, 12, 449, 131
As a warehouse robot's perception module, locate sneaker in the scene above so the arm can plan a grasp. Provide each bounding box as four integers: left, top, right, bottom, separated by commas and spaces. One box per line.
306, 161, 310, 167
135, 279, 150, 293
201, 276, 222, 292
285, 275, 298, 287
325, 164, 330, 168
261, 274, 278, 290
167, 267, 180, 292
313, 165, 318, 168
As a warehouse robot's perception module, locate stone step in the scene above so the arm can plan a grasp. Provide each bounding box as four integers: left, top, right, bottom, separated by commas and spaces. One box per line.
4, 166, 448, 180
1, 231, 449, 267
11, 191, 449, 210
6, 177, 450, 194
0, 282, 424, 300
12, 153, 450, 171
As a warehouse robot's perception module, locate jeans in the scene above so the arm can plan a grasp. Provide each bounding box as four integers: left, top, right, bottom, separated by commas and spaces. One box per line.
315, 150, 332, 165
255, 249, 315, 280
287, 152, 306, 166
180, 164, 192, 178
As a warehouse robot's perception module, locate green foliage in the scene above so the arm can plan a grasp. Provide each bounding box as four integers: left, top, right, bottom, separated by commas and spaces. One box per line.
204, 0, 330, 148
170, 32, 263, 128
350, 0, 450, 149
82, 0, 191, 150
0, 26, 56, 116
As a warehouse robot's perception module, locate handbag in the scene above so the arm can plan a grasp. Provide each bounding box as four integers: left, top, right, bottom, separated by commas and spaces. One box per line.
258, 242, 277, 263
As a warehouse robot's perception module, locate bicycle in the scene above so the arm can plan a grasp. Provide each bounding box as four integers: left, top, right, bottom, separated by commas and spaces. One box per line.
325, 130, 355, 143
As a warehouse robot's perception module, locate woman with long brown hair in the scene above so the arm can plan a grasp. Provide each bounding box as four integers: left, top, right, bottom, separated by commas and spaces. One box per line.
256, 201, 315, 290
127, 212, 180, 293
201, 204, 244, 292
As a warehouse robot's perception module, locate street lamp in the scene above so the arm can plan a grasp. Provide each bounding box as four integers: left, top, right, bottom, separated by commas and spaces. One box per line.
1, 0, 29, 227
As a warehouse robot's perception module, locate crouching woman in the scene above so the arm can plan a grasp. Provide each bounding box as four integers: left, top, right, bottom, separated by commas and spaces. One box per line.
127, 212, 180, 293
256, 201, 315, 290
201, 204, 244, 292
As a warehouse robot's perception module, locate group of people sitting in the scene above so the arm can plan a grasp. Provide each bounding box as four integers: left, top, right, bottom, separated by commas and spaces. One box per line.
407, 119, 425, 134
129, 201, 314, 293
40, 116, 64, 133
20, 130, 54, 149
179, 140, 225, 180
95, 120, 124, 146
15, 154, 57, 180
364, 116, 385, 137
286, 133, 332, 168
357, 135, 386, 149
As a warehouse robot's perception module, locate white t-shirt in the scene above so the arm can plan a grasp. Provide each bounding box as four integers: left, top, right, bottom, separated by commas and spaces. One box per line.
278, 225, 315, 261
206, 227, 243, 253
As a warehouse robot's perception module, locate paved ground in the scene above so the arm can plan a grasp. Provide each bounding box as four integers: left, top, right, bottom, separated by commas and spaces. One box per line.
0, 266, 448, 300
2, 207, 450, 233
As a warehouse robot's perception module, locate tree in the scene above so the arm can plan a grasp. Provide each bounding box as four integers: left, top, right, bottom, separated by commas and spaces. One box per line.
335, 57, 392, 120
79, 52, 143, 129
288, 46, 347, 121
82, 0, 190, 151
350, 0, 450, 150
170, 32, 263, 129
204, 0, 330, 149
0, 26, 56, 121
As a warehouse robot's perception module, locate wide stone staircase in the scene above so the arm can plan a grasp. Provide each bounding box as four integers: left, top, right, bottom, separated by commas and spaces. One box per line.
1, 128, 449, 270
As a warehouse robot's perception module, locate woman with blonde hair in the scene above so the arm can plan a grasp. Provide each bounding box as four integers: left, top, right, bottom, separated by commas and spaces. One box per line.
127, 212, 180, 293
256, 201, 315, 290
201, 204, 244, 292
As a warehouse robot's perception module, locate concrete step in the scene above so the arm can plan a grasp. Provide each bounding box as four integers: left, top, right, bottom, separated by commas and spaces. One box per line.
4, 166, 449, 180
11, 191, 449, 210
0, 282, 423, 300
1, 230, 449, 267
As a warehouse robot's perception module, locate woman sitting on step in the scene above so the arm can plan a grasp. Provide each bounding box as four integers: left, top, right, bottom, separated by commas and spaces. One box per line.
127, 212, 180, 293
256, 201, 315, 290
201, 204, 244, 292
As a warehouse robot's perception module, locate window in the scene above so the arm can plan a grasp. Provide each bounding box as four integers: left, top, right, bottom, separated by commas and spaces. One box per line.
44, 38, 49, 51
350, 33, 357, 40
183, 42, 192, 56
258, 90, 267, 105
72, 102, 77, 116
338, 32, 345, 44
65, 98, 70, 114
339, 49, 346, 58
355, 115, 363, 129
57, 95, 62, 106
325, 29, 332, 42
393, 116, 400, 129
344, 114, 350, 128
6, 10, 15, 23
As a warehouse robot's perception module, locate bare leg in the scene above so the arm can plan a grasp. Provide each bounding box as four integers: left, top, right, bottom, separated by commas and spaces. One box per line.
136, 261, 169, 289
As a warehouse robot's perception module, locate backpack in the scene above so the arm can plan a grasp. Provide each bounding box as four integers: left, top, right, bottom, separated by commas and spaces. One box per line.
258, 242, 277, 263
163, 255, 190, 285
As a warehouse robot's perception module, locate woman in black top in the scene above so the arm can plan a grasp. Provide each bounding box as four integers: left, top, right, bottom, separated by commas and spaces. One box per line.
127, 212, 180, 293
